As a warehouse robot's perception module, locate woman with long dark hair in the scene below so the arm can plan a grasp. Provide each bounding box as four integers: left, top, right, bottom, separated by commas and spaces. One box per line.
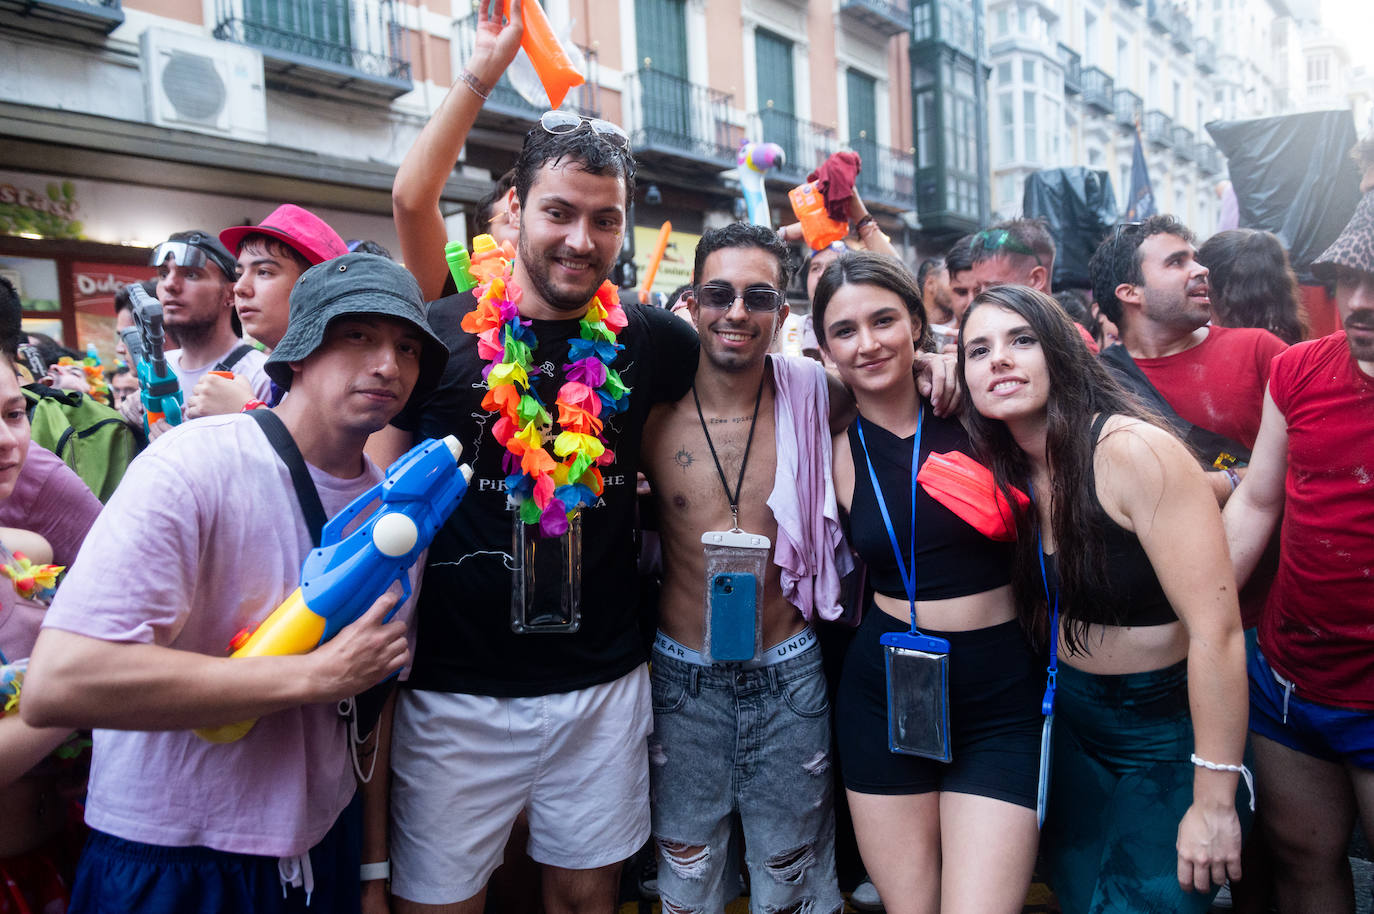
814, 252, 1041, 914
1197, 229, 1308, 344
958, 284, 1251, 912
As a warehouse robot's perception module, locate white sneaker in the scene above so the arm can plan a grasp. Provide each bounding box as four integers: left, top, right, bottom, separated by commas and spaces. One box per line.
850, 878, 884, 911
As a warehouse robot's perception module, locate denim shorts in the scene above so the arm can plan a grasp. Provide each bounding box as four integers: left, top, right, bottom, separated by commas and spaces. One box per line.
1248, 642, 1374, 769
649, 631, 843, 914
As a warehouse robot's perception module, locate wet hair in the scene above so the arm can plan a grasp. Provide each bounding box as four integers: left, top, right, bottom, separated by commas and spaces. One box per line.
238, 232, 312, 273
0, 276, 20, 359
944, 234, 975, 278
514, 124, 636, 210
1197, 229, 1307, 345
916, 257, 946, 296
957, 284, 1162, 652
692, 222, 796, 290
1088, 214, 1194, 326
811, 251, 932, 353
972, 218, 1056, 268
475, 168, 517, 236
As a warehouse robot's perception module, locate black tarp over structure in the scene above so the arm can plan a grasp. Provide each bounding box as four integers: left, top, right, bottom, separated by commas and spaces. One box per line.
1207, 109, 1361, 272
1022, 166, 1118, 291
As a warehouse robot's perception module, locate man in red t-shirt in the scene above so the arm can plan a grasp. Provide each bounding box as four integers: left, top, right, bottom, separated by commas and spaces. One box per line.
1089, 215, 1288, 506
1224, 188, 1374, 913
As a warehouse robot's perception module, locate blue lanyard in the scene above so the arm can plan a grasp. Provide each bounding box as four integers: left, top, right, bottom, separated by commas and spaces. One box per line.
855, 408, 924, 634
1032, 486, 1058, 717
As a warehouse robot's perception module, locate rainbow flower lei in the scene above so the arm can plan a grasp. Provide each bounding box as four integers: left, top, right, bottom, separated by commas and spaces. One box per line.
460, 257, 631, 538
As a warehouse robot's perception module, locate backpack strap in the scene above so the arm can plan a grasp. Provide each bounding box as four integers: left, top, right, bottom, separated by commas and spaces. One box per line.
213, 343, 257, 375
248, 409, 325, 547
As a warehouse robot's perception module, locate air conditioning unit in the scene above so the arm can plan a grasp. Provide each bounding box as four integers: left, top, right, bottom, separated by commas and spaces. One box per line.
140, 28, 268, 144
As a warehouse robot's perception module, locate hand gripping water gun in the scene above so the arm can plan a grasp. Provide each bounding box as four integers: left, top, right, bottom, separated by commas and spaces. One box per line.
195, 435, 473, 743
788, 181, 849, 251
738, 141, 786, 227
126, 282, 183, 429
638, 221, 672, 304
504, 0, 584, 109
447, 234, 517, 294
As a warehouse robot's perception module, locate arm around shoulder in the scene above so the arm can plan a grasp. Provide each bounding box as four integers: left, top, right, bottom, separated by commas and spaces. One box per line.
1222, 389, 1288, 588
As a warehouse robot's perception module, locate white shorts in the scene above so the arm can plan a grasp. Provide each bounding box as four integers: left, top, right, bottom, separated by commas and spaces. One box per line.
388, 665, 653, 904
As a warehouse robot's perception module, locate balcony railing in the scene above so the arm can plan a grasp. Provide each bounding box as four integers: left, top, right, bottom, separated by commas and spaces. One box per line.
1170, 10, 1193, 52
1196, 37, 1216, 72
751, 109, 841, 184
624, 69, 742, 169
0, 0, 123, 33
851, 136, 916, 211
453, 14, 599, 119
1114, 88, 1143, 129
839, 0, 910, 37
1147, 0, 1172, 33
1144, 109, 1173, 147
214, 0, 410, 98
1082, 66, 1114, 113
1059, 44, 1082, 95
1172, 125, 1195, 158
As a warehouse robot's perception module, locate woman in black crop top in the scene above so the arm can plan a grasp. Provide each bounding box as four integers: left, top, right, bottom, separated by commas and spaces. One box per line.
959, 285, 1251, 913
813, 252, 1043, 914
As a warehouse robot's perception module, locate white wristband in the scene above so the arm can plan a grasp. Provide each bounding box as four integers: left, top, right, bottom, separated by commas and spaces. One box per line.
1190, 754, 1255, 812
360, 860, 390, 882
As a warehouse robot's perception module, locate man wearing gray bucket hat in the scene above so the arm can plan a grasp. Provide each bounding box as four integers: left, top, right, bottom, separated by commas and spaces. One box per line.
23, 253, 448, 913
1223, 183, 1374, 912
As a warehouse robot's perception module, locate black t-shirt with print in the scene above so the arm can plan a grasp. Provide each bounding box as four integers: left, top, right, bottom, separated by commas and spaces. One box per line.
393, 290, 699, 697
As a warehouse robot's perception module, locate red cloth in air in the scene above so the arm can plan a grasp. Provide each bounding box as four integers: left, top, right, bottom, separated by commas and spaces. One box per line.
809, 151, 862, 222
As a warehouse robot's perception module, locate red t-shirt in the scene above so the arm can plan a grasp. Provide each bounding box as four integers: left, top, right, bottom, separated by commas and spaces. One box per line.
1135, 325, 1288, 450
1260, 332, 1374, 709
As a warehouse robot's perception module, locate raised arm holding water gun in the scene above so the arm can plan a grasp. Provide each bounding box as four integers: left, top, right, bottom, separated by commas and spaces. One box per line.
21, 255, 454, 910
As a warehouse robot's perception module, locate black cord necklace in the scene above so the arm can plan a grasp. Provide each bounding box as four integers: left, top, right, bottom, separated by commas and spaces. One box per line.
692, 366, 767, 531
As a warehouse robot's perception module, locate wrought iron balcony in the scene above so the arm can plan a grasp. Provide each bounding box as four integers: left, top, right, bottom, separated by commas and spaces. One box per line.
839, 0, 911, 37
751, 108, 841, 184
851, 136, 916, 212
1082, 66, 1114, 114
0, 0, 123, 33
1172, 125, 1195, 158
624, 69, 742, 170
1196, 142, 1224, 175
1170, 9, 1193, 52
1195, 37, 1216, 73
1059, 44, 1082, 95
453, 13, 599, 121
214, 0, 410, 98
1114, 89, 1143, 129
1144, 109, 1173, 147
1147, 0, 1172, 33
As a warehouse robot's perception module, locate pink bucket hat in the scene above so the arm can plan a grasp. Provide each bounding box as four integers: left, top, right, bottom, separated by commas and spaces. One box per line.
220, 204, 348, 266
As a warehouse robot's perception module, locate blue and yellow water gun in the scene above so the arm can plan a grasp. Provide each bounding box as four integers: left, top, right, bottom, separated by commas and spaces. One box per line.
126, 283, 183, 429
196, 435, 472, 743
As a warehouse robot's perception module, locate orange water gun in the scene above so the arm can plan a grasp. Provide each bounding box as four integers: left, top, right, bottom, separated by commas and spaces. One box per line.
504, 0, 584, 108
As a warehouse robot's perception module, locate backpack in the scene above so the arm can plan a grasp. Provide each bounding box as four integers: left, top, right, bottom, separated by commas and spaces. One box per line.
23, 385, 140, 502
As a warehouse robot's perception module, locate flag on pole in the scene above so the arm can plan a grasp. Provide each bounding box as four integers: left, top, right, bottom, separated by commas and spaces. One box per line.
1125, 128, 1155, 221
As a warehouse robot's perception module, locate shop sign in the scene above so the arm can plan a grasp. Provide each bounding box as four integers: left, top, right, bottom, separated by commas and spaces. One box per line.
0, 180, 82, 239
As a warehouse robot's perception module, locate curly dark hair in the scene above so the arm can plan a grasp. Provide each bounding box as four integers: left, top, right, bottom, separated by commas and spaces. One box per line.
811, 251, 932, 353
1197, 229, 1307, 344
514, 123, 636, 209
1088, 214, 1194, 326
692, 222, 796, 290
958, 284, 1165, 652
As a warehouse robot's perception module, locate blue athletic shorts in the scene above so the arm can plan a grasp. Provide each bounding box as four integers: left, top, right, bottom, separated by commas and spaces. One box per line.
69, 792, 362, 914
1248, 642, 1374, 770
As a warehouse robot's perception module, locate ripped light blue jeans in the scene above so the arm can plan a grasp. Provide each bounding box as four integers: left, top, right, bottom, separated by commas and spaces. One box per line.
648, 634, 843, 914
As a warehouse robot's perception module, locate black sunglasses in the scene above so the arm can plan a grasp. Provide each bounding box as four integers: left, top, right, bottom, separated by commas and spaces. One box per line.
693, 283, 785, 313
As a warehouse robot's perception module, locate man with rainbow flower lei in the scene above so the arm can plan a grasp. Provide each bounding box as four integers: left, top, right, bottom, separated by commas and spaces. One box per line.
364, 6, 699, 908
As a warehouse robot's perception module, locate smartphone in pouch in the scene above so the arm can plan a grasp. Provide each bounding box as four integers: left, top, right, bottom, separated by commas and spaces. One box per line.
1037, 713, 1054, 828
880, 630, 953, 762
709, 573, 757, 662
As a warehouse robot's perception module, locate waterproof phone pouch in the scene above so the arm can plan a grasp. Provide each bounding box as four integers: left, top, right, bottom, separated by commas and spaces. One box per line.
511, 510, 582, 634
700, 529, 769, 664
880, 629, 952, 762
1037, 713, 1054, 828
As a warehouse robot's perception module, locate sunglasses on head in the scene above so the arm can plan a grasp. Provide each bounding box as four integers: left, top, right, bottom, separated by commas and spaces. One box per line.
971, 228, 1042, 266
538, 110, 630, 150
1109, 221, 1144, 245
149, 236, 234, 278
694, 282, 785, 313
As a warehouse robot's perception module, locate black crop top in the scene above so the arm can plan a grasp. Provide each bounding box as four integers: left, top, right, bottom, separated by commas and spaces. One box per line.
1044, 414, 1177, 628
841, 408, 1013, 601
